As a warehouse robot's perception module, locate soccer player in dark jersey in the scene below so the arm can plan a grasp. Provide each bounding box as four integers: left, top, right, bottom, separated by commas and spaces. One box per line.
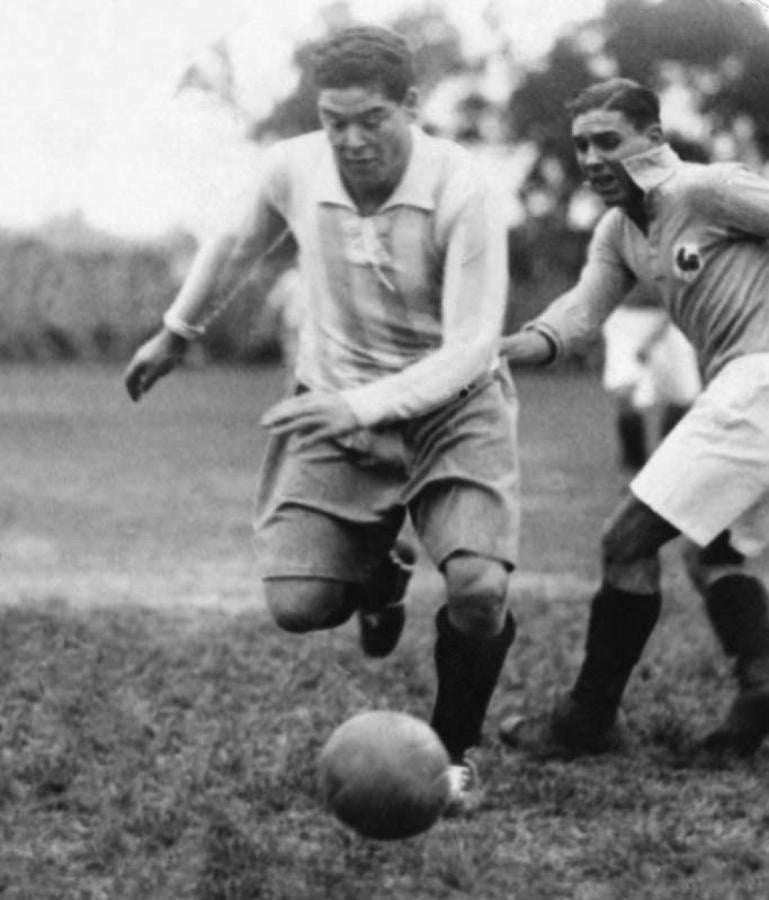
124, 26, 520, 811
499, 77, 769, 758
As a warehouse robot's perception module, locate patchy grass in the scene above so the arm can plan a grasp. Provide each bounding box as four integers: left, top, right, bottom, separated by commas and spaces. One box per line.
1, 364, 768, 898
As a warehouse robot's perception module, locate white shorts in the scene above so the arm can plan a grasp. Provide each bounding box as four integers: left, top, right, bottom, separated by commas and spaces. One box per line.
631, 354, 769, 556
602, 307, 701, 409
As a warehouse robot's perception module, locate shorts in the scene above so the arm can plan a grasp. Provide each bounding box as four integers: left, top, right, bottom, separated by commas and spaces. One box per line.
252, 370, 520, 579
631, 354, 769, 555
602, 307, 701, 409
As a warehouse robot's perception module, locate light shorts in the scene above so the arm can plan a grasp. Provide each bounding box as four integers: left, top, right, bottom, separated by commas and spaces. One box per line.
602, 307, 701, 409
631, 354, 769, 555
252, 370, 520, 580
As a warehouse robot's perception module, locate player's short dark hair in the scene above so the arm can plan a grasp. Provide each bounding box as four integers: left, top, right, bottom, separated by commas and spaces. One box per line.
566, 78, 661, 131
312, 26, 415, 102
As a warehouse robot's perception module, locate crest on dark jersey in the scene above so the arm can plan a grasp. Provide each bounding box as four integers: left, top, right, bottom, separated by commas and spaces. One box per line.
673, 243, 702, 282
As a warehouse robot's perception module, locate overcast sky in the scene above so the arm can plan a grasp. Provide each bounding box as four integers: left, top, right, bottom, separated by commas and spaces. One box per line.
1, 0, 613, 237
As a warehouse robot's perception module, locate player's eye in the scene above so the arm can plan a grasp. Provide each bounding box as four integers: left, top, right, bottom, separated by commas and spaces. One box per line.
595, 134, 622, 151
573, 137, 589, 154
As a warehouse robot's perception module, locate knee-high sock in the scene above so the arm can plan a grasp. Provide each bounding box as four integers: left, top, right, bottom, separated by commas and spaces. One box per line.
704, 573, 769, 667
571, 584, 661, 726
348, 553, 413, 612
430, 605, 515, 762
617, 410, 647, 471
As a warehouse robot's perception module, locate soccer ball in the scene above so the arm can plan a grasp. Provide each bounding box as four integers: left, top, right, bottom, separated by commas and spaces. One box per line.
318, 710, 451, 840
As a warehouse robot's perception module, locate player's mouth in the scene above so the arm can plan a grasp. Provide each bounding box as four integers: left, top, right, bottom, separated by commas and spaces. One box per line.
587, 174, 622, 200
343, 157, 379, 174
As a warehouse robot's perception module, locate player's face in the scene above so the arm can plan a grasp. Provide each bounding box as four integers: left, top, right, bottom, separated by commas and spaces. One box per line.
318, 84, 417, 204
571, 109, 662, 207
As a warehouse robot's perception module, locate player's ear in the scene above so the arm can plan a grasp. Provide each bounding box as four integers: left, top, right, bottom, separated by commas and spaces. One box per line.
646, 123, 664, 145
403, 87, 419, 120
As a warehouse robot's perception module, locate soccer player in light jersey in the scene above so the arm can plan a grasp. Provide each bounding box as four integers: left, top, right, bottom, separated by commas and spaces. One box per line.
124, 26, 519, 812
499, 77, 769, 758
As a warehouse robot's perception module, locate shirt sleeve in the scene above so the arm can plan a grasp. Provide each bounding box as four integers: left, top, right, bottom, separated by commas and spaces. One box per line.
162, 148, 291, 340
340, 175, 509, 428
529, 212, 634, 360
711, 164, 769, 238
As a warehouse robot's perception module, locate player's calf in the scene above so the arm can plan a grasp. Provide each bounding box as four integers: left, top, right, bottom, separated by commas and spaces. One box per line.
354, 546, 415, 658
432, 556, 514, 762
500, 582, 660, 757
699, 569, 769, 755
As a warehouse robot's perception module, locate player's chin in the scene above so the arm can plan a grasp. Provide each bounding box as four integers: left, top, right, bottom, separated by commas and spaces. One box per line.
341, 162, 380, 186
589, 185, 621, 206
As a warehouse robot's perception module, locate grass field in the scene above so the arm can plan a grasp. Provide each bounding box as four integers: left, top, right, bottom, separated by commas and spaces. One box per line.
1, 363, 768, 899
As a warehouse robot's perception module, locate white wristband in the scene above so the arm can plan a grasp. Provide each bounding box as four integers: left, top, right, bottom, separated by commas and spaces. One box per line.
163, 310, 205, 341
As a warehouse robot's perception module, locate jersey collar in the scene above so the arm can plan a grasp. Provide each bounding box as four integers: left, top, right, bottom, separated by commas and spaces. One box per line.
316, 125, 436, 212
622, 144, 683, 194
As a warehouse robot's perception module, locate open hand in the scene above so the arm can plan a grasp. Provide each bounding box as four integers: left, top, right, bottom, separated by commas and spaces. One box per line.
124, 328, 189, 402
262, 391, 358, 443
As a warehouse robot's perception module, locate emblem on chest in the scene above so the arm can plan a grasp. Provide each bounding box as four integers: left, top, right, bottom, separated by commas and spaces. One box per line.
673, 242, 702, 282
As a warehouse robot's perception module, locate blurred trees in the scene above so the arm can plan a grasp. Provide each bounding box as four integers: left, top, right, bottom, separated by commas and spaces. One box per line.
8, 0, 769, 361
251, 2, 473, 141
0, 227, 192, 361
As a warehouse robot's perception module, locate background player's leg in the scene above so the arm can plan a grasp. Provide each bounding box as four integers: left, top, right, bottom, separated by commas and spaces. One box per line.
616, 400, 648, 472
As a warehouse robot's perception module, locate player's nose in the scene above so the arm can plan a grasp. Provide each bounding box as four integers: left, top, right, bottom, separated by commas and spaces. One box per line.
340, 123, 366, 149
582, 142, 603, 168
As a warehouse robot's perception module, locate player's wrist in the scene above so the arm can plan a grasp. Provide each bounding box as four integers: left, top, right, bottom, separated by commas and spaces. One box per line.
162, 310, 205, 343
501, 327, 558, 366
158, 325, 192, 357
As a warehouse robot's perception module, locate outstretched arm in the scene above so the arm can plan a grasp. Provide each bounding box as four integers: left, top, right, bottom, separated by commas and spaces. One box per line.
123, 147, 291, 402
506, 212, 636, 369
499, 329, 556, 367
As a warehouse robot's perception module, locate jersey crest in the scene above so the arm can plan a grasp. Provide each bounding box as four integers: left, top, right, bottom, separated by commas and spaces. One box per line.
673, 242, 702, 283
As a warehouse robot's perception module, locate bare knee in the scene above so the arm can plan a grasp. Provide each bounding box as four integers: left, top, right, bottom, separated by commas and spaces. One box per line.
600, 520, 662, 594
264, 578, 354, 633
600, 518, 636, 571
442, 554, 510, 638
682, 531, 746, 594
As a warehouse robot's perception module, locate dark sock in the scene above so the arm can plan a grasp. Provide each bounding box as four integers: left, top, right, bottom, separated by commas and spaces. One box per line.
350, 554, 412, 613
430, 605, 515, 761
617, 411, 647, 471
704, 574, 769, 661
571, 584, 661, 725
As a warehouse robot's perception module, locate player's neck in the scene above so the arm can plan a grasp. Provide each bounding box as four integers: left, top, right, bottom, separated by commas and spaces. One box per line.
623, 187, 649, 235
344, 145, 411, 216
350, 184, 397, 216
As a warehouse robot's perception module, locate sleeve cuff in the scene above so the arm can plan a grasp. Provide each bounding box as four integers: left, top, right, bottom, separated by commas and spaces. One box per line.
522, 322, 560, 365
162, 310, 206, 342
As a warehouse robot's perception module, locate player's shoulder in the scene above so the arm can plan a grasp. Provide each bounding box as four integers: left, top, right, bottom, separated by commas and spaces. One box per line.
670, 159, 743, 205
415, 129, 494, 205
593, 206, 626, 240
